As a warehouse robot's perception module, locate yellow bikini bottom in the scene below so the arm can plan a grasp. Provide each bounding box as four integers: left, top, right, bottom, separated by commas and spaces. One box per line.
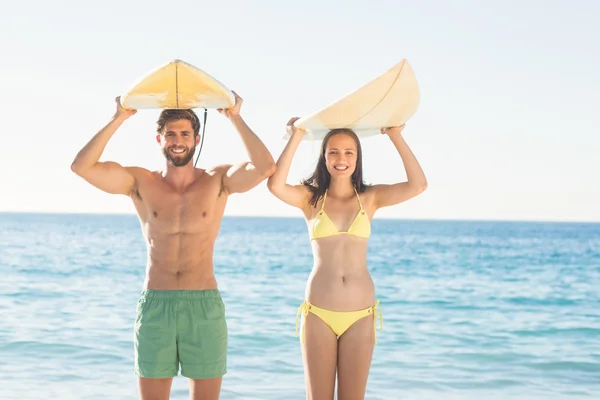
295, 300, 383, 344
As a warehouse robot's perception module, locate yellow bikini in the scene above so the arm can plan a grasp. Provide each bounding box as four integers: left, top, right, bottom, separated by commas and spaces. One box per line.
310, 187, 371, 240
297, 187, 383, 343
296, 300, 384, 344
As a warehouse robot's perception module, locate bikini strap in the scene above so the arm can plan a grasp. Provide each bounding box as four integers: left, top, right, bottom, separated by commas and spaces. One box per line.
373, 300, 383, 344
320, 190, 328, 211
353, 186, 364, 210
295, 301, 309, 344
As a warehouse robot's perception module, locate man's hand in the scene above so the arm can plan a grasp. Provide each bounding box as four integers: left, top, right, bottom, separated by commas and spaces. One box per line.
115, 96, 137, 119
217, 91, 242, 119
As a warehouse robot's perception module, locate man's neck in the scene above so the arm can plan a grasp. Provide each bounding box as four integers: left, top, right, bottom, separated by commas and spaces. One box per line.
161, 163, 197, 191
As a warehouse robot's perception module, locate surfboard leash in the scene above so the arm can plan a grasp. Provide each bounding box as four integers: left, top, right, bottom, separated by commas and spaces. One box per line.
194, 108, 208, 167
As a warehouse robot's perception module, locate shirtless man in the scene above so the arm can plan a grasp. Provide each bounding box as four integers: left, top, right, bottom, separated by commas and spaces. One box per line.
70, 92, 276, 400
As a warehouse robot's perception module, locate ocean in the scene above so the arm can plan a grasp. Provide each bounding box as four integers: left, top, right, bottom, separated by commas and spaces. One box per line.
1, 213, 599, 399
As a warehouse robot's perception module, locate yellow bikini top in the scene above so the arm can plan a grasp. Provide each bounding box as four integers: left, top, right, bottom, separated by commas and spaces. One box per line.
310, 187, 371, 240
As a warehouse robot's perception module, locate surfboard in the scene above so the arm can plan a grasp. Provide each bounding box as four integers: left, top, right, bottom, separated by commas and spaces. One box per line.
120, 59, 235, 110
288, 59, 420, 140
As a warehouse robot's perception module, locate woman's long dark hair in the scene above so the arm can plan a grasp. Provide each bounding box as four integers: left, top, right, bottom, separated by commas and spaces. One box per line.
302, 128, 369, 207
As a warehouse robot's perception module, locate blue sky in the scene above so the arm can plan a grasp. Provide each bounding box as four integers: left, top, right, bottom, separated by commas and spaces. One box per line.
1, 0, 598, 222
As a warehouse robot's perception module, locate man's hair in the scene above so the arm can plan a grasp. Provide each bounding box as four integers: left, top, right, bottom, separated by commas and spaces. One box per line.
156, 109, 201, 137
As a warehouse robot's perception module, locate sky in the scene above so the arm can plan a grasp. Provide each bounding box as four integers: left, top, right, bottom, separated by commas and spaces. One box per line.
1, 0, 598, 222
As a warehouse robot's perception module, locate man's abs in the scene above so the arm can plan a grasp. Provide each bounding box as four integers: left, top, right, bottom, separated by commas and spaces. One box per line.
128, 167, 229, 290
143, 231, 219, 290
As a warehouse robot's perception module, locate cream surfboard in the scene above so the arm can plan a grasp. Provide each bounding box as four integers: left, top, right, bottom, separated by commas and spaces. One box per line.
289, 59, 420, 140
120, 59, 235, 110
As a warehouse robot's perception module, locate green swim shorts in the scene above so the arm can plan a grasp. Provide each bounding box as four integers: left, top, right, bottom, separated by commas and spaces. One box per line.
133, 289, 228, 379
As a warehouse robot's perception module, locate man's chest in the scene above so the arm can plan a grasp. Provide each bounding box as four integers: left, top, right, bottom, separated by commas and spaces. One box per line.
134, 179, 226, 225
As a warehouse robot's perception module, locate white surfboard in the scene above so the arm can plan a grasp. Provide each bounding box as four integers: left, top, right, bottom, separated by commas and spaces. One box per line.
120, 59, 235, 110
288, 59, 420, 140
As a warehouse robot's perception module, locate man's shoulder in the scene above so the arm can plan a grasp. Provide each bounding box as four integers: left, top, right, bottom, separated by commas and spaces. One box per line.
124, 166, 154, 178
204, 164, 233, 177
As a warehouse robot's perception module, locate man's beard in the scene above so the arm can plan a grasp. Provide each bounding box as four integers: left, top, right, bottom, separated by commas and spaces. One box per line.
162, 145, 196, 167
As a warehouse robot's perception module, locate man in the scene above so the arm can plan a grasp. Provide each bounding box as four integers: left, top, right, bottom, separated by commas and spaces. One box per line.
71, 91, 276, 400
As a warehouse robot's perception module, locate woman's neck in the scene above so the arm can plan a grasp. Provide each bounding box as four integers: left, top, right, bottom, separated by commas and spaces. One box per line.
327, 177, 355, 199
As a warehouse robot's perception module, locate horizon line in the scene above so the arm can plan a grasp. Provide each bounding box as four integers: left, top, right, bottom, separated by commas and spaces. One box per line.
1, 210, 599, 225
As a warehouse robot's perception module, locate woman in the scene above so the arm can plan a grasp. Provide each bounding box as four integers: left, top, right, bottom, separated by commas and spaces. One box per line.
267, 118, 427, 399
